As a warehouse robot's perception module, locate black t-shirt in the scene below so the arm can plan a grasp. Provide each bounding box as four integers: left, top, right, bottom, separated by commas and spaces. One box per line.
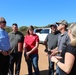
60, 44, 76, 75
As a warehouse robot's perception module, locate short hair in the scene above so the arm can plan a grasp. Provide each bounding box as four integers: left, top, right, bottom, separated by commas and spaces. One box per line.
0, 17, 6, 24
12, 23, 18, 27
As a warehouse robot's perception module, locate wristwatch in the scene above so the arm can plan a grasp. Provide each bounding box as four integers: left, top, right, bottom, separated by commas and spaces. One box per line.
48, 51, 51, 55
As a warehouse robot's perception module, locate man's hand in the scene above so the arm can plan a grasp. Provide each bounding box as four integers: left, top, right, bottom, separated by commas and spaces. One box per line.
2, 51, 9, 56
50, 50, 58, 57
55, 56, 62, 60
51, 56, 58, 63
26, 52, 31, 56
25, 55, 29, 60
0, 50, 2, 53
51, 56, 62, 63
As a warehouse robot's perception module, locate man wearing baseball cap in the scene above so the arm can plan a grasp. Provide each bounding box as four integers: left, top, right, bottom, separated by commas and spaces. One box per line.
50, 20, 70, 75
44, 24, 60, 75
56, 20, 68, 28
0, 17, 10, 75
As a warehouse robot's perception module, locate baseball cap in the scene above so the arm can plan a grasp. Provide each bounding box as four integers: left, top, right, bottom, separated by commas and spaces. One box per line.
56, 20, 68, 26
50, 24, 57, 28
0, 17, 6, 23
12, 23, 18, 27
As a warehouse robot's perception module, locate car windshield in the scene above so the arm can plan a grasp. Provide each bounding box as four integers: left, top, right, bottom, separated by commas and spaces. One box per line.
34, 29, 42, 33
40, 29, 49, 33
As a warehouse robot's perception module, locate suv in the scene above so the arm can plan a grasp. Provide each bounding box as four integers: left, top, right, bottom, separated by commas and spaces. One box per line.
34, 28, 51, 43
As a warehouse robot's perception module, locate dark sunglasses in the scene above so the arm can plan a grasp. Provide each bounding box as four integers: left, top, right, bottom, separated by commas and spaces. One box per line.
57, 24, 61, 26
0, 21, 6, 24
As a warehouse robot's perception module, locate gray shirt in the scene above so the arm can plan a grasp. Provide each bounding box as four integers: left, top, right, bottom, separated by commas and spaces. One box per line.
45, 32, 59, 50
58, 31, 70, 51
8, 31, 24, 53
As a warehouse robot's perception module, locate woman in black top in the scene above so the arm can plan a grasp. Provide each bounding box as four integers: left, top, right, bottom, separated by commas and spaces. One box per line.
51, 23, 76, 75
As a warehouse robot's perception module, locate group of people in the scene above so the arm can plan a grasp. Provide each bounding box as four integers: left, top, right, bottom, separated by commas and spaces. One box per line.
0, 17, 40, 75
44, 20, 76, 75
0, 17, 24, 75
0, 16, 76, 75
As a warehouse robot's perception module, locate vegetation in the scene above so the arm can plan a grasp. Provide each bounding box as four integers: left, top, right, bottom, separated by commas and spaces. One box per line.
19, 26, 28, 35
5, 26, 12, 33
5, 23, 72, 35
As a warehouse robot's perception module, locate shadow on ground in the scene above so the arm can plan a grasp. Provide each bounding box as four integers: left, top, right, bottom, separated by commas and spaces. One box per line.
25, 70, 48, 75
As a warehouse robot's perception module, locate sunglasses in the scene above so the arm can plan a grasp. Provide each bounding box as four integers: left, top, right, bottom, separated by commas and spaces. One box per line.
0, 21, 6, 24
57, 24, 61, 26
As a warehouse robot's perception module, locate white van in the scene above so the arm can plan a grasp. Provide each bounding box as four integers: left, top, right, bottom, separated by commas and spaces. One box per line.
34, 28, 51, 43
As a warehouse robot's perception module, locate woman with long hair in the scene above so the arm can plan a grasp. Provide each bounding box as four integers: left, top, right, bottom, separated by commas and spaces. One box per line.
23, 25, 40, 75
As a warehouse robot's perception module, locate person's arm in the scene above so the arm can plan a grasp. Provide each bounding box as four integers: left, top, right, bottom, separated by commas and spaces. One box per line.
23, 42, 29, 60
51, 52, 75, 74
0, 40, 3, 52
50, 47, 59, 56
26, 35, 39, 56
44, 34, 48, 49
44, 40, 49, 53
51, 48, 62, 54
44, 40, 48, 49
44, 35, 49, 53
18, 42, 23, 52
23, 43, 27, 53
51, 47, 58, 52
26, 41, 39, 55
18, 34, 24, 52
58, 52, 75, 74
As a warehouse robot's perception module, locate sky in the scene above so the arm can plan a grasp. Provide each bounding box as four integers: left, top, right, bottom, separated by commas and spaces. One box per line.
0, 0, 76, 27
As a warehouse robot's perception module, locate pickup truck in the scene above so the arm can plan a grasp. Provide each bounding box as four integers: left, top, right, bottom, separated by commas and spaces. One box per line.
34, 28, 51, 43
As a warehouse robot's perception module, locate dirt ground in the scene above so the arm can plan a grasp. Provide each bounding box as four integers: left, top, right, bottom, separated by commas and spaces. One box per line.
20, 44, 49, 75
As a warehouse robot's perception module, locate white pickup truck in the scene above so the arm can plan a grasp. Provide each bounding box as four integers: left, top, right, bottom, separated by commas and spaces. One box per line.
34, 28, 51, 43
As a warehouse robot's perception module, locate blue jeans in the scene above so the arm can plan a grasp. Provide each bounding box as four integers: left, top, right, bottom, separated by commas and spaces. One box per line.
24, 54, 40, 75
48, 55, 54, 75
56, 65, 60, 75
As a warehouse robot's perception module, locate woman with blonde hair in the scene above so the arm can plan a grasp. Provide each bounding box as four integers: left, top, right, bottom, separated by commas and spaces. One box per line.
51, 23, 76, 75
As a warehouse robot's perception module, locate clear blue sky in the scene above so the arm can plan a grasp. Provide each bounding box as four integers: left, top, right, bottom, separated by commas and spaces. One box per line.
0, 0, 76, 27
